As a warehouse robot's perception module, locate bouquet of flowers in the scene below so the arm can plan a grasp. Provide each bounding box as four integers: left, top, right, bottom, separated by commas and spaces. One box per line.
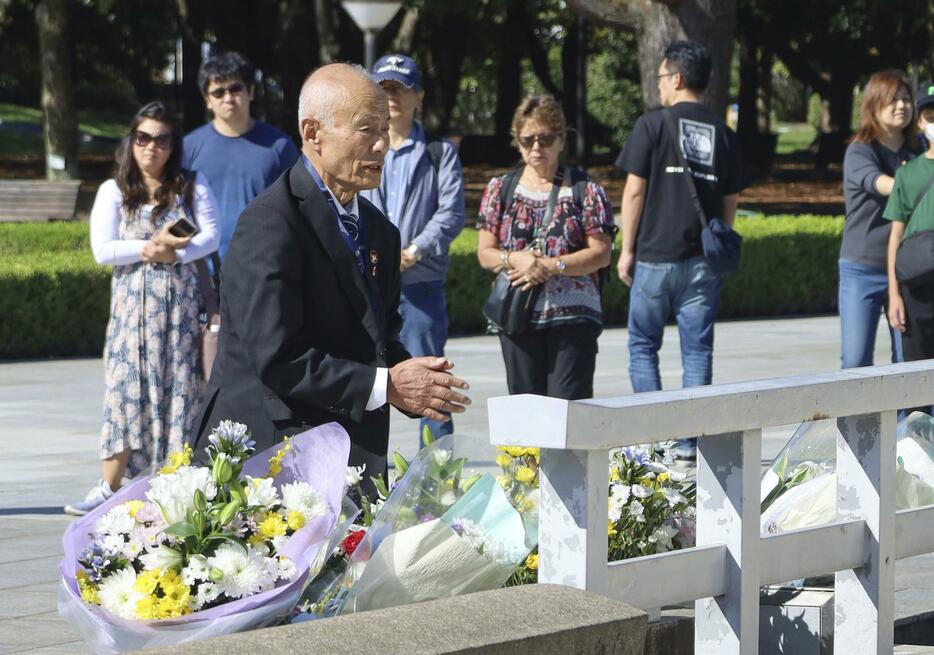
58, 421, 350, 654
301, 434, 536, 616
499, 443, 696, 584
760, 412, 934, 536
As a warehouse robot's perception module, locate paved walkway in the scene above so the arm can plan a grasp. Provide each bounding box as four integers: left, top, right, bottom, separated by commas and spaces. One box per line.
1, 316, 931, 652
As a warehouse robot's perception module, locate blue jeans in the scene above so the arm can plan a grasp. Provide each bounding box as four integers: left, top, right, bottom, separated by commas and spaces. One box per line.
628, 256, 722, 393
838, 259, 903, 368
399, 280, 453, 444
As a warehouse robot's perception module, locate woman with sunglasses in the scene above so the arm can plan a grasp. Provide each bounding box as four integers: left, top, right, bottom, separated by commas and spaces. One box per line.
66, 101, 220, 515
476, 94, 615, 400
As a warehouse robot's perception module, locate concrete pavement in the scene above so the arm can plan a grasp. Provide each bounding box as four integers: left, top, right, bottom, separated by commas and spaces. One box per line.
2, 315, 931, 652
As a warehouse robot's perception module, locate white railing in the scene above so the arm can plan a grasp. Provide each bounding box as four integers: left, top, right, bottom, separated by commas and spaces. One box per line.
487, 360, 934, 655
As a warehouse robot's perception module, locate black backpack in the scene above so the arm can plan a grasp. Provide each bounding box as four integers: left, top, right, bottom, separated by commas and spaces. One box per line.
497, 165, 617, 289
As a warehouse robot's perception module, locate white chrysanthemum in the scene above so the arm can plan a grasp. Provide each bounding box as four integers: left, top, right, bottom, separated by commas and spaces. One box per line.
440, 490, 458, 507
97, 567, 144, 619
345, 464, 366, 488
95, 504, 136, 536
666, 469, 687, 482
140, 544, 184, 571
433, 449, 452, 466
181, 554, 210, 585
192, 582, 221, 610
244, 476, 278, 509
146, 466, 217, 525
276, 556, 297, 581
631, 484, 653, 499
608, 483, 631, 522
207, 543, 279, 599
279, 481, 327, 522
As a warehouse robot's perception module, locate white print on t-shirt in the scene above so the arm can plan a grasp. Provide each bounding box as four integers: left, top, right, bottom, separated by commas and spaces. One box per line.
665, 166, 718, 182
679, 118, 715, 167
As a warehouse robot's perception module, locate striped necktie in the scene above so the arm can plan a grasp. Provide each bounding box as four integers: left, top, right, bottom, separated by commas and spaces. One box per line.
340, 212, 360, 242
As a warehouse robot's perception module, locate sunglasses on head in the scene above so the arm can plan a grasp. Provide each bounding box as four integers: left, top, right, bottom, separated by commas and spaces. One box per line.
517, 132, 561, 149
133, 130, 172, 149
208, 82, 246, 99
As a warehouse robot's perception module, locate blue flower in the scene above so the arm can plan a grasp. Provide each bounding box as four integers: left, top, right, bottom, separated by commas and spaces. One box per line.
208, 420, 256, 455
78, 536, 123, 582
621, 447, 649, 466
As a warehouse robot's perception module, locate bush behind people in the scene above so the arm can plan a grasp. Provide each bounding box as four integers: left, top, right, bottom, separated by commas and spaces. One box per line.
1, 215, 843, 357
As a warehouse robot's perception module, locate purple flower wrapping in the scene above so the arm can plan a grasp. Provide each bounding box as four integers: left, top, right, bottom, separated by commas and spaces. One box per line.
58, 422, 350, 648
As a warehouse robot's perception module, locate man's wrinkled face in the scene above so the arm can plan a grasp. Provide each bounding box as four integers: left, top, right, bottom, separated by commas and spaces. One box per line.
308, 85, 391, 194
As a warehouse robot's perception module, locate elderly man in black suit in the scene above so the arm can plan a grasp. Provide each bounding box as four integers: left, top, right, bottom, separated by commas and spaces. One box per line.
194, 63, 470, 477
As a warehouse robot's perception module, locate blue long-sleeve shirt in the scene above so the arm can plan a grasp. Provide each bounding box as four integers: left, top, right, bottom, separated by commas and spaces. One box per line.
360, 122, 466, 285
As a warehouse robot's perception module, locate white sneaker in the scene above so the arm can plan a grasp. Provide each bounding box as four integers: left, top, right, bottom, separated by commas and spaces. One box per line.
64, 480, 114, 516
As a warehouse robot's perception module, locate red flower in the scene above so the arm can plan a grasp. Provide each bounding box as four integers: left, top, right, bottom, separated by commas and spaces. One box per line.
342, 530, 365, 557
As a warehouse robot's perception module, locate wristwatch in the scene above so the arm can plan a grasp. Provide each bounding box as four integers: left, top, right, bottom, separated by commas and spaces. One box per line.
405, 244, 421, 261
555, 258, 566, 275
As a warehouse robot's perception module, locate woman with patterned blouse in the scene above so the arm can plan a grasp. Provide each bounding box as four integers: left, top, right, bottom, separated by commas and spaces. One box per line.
65, 102, 220, 516
476, 94, 616, 399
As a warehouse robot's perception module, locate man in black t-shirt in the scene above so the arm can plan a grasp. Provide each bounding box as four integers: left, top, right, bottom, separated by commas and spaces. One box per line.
615, 40, 742, 460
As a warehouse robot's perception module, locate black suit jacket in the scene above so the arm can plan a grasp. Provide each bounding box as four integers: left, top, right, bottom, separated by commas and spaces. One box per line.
194, 161, 410, 459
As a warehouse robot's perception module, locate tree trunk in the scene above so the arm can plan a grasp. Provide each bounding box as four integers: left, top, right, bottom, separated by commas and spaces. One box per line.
756, 48, 772, 134
494, 2, 523, 139
35, 0, 77, 180
635, 0, 736, 117
277, 0, 317, 139
177, 0, 206, 133
815, 70, 856, 167
315, 0, 340, 64
390, 6, 419, 53
736, 31, 757, 146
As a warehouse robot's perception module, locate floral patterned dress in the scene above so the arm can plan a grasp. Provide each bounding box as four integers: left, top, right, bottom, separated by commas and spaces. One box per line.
477, 173, 616, 328
100, 204, 202, 477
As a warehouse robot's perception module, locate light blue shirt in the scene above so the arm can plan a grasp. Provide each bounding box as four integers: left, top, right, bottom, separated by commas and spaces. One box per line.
360, 122, 465, 285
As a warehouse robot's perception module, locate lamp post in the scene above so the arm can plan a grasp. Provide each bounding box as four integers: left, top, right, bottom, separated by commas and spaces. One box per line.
341, 1, 403, 70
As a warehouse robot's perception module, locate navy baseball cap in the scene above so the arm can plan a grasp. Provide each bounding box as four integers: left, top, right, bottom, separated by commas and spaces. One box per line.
918, 81, 934, 111
372, 54, 422, 91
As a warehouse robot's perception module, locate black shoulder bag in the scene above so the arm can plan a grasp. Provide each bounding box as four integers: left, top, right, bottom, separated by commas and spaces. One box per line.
662, 109, 742, 274
483, 167, 565, 335
894, 175, 934, 287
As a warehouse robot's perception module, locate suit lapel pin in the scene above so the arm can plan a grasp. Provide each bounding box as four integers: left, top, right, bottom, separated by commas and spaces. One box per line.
369, 249, 378, 277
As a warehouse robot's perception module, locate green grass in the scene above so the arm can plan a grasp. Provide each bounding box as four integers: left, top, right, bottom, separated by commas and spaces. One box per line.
775, 122, 817, 155
0, 103, 126, 157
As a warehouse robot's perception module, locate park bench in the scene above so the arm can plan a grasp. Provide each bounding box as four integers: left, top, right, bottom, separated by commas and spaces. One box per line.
0, 179, 81, 222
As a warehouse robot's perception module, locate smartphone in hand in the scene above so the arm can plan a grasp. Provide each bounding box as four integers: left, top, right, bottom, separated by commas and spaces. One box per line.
167, 215, 199, 238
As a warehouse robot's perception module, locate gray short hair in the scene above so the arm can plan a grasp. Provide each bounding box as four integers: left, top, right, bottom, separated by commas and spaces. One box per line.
297, 64, 377, 132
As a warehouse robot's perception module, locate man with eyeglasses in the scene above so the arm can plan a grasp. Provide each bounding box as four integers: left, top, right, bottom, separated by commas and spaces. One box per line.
615, 40, 743, 463
183, 52, 300, 258
359, 54, 466, 446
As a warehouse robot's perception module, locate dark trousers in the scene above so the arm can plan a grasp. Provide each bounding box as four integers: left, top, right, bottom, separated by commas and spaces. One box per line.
499, 322, 600, 400
902, 282, 934, 362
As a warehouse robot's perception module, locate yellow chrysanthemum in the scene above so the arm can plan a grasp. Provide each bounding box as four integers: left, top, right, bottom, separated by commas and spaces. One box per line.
135, 594, 160, 619
495, 454, 512, 469
159, 570, 187, 601
248, 533, 267, 548
122, 499, 145, 518
133, 568, 162, 595
287, 510, 306, 531
608, 520, 618, 536
497, 475, 511, 489
657, 472, 670, 484
609, 467, 621, 482
515, 467, 536, 484
521, 498, 537, 513
158, 593, 191, 618
498, 446, 527, 458
525, 553, 539, 571
77, 570, 99, 604
258, 511, 287, 539
159, 444, 193, 475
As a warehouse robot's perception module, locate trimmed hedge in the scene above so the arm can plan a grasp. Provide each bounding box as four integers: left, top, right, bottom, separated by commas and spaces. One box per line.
0, 216, 844, 358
